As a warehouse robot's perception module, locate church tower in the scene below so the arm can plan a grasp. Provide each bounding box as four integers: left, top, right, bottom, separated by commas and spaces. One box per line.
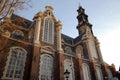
76, 5, 92, 35
76, 5, 103, 61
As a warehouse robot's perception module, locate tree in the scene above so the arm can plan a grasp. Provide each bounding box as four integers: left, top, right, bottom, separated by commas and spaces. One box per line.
0, 0, 31, 21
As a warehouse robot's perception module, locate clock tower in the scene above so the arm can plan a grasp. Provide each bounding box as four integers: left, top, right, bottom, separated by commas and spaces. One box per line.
76, 5, 92, 35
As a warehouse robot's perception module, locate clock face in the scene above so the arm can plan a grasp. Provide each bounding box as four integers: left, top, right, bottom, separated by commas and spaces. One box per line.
88, 39, 98, 59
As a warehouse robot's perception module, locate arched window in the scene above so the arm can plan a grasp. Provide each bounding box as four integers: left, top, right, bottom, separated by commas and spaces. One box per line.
40, 54, 53, 80
82, 63, 91, 80
107, 68, 112, 78
43, 18, 54, 44
65, 46, 72, 54
11, 30, 24, 39
96, 66, 103, 80
64, 59, 75, 80
2, 47, 27, 80
88, 39, 98, 59
76, 45, 89, 59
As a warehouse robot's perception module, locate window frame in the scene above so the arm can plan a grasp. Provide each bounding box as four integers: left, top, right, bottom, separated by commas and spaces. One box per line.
107, 68, 113, 78
39, 54, 54, 80
2, 47, 27, 80
88, 39, 98, 59
96, 66, 103, 80
82, 63, 91, 80
64, 59, 75, 80
65, 46, 72, 54
11, 30, 24, 40
42, 17, 54, 44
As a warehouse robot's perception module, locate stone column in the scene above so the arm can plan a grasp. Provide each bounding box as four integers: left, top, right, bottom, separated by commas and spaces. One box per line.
83, 38, 92, 60
30, 12, 42, 80
57, 20, 62, 52
56, 20, 64, 80
96, 42, 103, 63
33, 13, 42, 45
76, 56, 83, 80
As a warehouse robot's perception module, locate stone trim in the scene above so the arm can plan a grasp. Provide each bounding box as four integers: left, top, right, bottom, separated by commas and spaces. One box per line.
2, 47, 27, 80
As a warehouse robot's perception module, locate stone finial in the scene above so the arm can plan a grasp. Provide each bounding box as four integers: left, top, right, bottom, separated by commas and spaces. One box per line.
45, 6, 54, 11
7, 9, 14, 18
57, 20, 62, 26
33, 11, 43, 20
37, 11, 43, 17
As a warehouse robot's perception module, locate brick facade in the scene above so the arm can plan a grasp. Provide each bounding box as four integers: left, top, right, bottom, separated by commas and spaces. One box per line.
0, 6, 116, 80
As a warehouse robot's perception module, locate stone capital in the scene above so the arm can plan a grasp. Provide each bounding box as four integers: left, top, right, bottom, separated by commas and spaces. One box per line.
57, 20, 62, 29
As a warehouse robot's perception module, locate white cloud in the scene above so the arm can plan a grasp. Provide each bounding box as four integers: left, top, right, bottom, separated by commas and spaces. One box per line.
99, 27, 120, 70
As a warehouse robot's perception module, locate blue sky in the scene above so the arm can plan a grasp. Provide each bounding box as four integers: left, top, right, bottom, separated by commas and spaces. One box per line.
17, 0, 120, 70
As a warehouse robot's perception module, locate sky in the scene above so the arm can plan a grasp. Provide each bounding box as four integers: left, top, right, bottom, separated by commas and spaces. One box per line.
17, 0, 120, 70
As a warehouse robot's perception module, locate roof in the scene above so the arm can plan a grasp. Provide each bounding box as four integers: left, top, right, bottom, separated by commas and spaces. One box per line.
73, 32, 85, 44
10, 14, 32, 29
62, 34, 73, 45
62, 32, 85, 45
10, 14, 84, 45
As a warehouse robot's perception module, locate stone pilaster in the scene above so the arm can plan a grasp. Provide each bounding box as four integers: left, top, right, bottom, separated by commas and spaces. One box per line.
30, 12, 43, 80
96, 42, 104, 63
33, 12, 43, 46
30, 46, 41, 80
34, 17, 41, 44
77, 56, 83, 80
54, 20, 64, 80
90, 60, 98, 80
59, 53, 64, 80
56, 20, 62, 52
83, 38, 92, 60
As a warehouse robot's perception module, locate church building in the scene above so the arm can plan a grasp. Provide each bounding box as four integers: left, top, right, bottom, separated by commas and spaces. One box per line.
0, 5, 116, 80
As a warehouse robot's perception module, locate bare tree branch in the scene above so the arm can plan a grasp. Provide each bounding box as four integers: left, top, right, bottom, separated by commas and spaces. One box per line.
0, 0, 31, 21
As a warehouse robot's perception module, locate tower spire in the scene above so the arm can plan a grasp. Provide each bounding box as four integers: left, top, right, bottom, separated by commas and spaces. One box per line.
78, 3, 81, 8
76, 5, 92, 35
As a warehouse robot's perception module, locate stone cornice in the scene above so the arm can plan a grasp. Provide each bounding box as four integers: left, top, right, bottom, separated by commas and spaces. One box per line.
2, 35, 32, 45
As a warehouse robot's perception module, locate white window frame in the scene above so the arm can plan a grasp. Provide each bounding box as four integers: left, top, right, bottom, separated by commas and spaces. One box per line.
96, 66, 103, 80
88, 39, 98, 59
82, 63, 91, 80
42, 17, 54, 44
107, 68, 113, 78
64, 59, 75, 80
2, 47, 27, 80
39, 54, 53, 80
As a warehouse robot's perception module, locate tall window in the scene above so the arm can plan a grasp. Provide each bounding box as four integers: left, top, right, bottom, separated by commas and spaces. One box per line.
43, 18, 54, 44
107, 68, 112, 78
40, 54, 53, 80
2, 47, 27, 80
88, 39, 98, 59
96, 66, 103, 80
82, 63, 91, 80
64, 59, 74, 80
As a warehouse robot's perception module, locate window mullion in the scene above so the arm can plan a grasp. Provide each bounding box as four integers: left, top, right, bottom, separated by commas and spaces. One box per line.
51, 23, 54, 43
13, 52, 19, 79
48, 20, 50, 42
